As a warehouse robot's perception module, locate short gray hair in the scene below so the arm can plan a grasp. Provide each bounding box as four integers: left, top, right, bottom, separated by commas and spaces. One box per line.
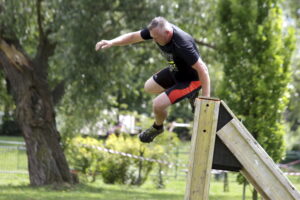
147, 17, 170, 31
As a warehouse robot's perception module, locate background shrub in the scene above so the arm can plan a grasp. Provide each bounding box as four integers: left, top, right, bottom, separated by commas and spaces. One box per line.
65, 131, 179, 186
66, 136, 104, 182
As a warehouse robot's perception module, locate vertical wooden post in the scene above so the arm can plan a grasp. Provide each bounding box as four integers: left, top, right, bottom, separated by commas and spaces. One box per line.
184, 97, 220, 200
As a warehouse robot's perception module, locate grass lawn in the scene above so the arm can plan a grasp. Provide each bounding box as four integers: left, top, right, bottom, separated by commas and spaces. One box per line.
0, 174, 254, 200
1, 173, 300, 200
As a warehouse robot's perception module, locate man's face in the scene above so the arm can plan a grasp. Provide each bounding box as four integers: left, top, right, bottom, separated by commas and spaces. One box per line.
150, 27, 170, 46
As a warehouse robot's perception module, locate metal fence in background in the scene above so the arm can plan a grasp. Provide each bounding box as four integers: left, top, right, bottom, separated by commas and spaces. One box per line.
0, 140, 28, 183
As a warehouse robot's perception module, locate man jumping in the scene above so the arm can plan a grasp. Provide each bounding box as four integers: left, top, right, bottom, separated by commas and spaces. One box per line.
95, 17, 210, 143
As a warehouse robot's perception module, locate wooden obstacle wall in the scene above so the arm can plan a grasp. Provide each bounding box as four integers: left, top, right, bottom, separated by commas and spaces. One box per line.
184, 97, 300, 200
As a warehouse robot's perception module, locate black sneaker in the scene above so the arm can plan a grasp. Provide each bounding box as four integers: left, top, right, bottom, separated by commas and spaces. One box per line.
139, 126, 164, 143
189, 90, 199, 113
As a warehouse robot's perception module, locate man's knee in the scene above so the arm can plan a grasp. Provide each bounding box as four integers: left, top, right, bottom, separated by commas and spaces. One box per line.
153, 99, 162, 112
152, 94, 171, 112
144, 79, 153, 94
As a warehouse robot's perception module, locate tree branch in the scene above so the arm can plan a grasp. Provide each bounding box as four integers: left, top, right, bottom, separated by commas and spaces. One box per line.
34, 0, 56, 77
195, 39, 217, 50
36, 0, 44, 40
0, 38, 32, 71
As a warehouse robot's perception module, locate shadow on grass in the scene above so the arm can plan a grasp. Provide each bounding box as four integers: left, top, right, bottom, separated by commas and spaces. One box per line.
0, 183, 184, 200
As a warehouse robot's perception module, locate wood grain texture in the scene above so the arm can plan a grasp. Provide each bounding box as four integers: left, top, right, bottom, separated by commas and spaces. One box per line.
185, 99, 220, 200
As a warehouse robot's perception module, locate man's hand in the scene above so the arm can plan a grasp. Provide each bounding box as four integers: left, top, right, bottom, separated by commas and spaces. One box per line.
95, 40, 113, 51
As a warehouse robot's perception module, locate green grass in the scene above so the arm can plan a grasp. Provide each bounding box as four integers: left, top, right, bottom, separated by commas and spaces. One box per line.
0, 174, 253, 200
288, 175, 300, 191
1, 173, 299, 200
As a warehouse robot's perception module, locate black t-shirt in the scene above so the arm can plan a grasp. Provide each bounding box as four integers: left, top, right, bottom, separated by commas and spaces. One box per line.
140, 25, 200, 81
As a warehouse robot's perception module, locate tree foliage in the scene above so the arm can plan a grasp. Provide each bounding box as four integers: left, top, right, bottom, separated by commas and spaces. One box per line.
53, 1, 169, 131
54, 0, 221, 133
218, 0, 295, 162
283, 0, 300, 149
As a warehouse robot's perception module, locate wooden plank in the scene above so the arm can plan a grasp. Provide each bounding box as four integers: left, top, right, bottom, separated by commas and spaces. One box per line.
184, 98, 220, 200
217, 112, 300, 200
240, 169, 271, 200
219, 101, 300, 198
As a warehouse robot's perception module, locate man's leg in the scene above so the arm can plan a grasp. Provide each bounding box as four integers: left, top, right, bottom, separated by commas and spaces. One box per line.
144, 77, 165, 94
139, 92, 171, 143
139, 67, 175, 143
144, 67, 175, 94
152, 92, 171, 125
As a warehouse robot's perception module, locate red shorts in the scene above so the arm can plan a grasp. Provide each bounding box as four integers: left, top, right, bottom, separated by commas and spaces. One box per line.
153, 67, 201, 104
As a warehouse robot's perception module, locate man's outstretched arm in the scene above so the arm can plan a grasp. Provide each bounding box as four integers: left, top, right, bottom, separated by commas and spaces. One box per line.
95, 31, 144, 51
192, 58, 211, 97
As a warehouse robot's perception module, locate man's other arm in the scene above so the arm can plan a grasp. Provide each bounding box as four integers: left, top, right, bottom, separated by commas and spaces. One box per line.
95, 31, 144, 51
192, 58, 211, 97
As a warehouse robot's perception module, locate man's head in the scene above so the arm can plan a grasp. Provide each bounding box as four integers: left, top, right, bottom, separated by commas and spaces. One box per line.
147, 17, 173, 46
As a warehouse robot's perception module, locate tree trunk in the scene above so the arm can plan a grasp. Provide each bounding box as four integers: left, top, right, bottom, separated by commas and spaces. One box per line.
0, 38, 73, 186
252, 189, 258, 200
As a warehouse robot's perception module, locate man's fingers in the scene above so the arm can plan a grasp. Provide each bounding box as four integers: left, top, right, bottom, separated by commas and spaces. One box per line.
95, 41, 110, 51
95, 43, 101, 51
